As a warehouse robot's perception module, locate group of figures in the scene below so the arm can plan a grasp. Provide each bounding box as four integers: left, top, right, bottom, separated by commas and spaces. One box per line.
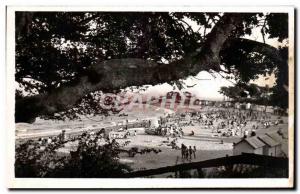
156, 124, 184, 137
181, 108, 285, 138
181, 144, 197, 161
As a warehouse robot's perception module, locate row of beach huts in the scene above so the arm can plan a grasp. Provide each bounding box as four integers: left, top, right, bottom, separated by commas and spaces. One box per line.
233, 132, 285, 157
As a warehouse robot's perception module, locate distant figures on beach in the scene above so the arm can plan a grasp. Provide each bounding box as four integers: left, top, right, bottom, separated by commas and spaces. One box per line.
181, 143, 196, 161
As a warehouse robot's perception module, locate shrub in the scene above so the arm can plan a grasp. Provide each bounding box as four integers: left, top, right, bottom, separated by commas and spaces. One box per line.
15, 137, 132, 178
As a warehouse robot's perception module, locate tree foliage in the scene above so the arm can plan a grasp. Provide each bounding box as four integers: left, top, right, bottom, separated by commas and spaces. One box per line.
15, 12, 289, 122
15, 136, 132, 178
219, 83, 272, 105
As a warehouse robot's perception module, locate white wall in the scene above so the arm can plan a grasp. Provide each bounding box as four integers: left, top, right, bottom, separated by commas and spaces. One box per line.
253, 147, 263, 155
267, 146, 276, 156
233, 141, 254, 155
275, 145, 283, 156
264, 145, 282, 157
233, 141, 265, 156
272, 145, 282, 157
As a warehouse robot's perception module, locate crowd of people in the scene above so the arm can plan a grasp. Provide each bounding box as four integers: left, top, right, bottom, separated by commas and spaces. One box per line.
171, 109, 285, 138
19, 106, 286, 170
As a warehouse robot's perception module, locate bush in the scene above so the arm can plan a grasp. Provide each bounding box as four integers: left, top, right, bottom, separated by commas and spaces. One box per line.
15, 137, 132, 178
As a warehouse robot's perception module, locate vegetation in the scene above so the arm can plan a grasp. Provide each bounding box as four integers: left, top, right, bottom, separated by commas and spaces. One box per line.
15, 12, 289, 122
14, 12, 289, 177
15, 135, 132, 178
219, 83, 272, 105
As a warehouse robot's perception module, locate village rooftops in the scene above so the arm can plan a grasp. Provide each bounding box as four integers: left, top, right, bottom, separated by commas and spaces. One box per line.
258, 135, 281, 147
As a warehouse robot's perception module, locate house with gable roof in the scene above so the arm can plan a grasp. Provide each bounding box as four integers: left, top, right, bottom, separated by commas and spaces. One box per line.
233, 136, 266, 156
233, 132, 283, 157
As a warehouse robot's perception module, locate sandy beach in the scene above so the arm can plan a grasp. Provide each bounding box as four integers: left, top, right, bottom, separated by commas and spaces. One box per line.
15, 105, 289, 171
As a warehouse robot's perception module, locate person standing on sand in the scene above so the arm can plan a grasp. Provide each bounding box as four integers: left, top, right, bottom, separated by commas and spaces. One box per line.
58, 130, 66, 143
193, 146, 196, 159
181, 144, 186, 159
188, 146, 193, 160
185, 149, 189, 159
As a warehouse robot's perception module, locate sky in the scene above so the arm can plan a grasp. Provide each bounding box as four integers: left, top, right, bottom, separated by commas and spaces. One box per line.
142, 71, 234, 101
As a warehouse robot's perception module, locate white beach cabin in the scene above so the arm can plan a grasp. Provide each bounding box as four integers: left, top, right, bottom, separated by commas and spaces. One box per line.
233, 136, 266, 156
259, 133, 282, 157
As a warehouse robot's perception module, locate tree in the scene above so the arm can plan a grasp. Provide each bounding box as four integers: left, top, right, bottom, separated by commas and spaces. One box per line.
15, 12, 289, 123
219, 83, 273, 106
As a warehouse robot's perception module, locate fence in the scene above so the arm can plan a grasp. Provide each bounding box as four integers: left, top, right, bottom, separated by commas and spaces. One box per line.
122, 153, 288, 178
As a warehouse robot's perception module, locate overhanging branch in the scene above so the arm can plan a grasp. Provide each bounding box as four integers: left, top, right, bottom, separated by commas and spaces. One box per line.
16, 13, 267, 123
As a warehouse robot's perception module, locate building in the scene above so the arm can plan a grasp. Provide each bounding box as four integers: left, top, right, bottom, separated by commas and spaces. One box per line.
233, 133, 283, 157
109, 131, 128, 139
234, 102, 246, 109
233, 136, 265, 155
205, 100, 214, 106
224, 101, 233, 107
246, 102, 252, 110
258, 135, 281, 157
265, 106, 275, 113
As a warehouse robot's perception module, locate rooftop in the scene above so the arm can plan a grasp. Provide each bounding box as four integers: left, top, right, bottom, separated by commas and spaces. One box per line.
245, 136, 266, 149
266, 132, 283, 143
234, 132, 282, 149
258, 135, 280, 147
235, 136, 265, 149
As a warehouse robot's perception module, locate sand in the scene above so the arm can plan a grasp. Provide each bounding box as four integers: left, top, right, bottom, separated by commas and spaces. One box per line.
15, 105, 289, 171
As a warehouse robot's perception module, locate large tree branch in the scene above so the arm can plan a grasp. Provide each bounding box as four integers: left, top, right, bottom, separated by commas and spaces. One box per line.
15, 13, 260, 123
223, 38, 284, 64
